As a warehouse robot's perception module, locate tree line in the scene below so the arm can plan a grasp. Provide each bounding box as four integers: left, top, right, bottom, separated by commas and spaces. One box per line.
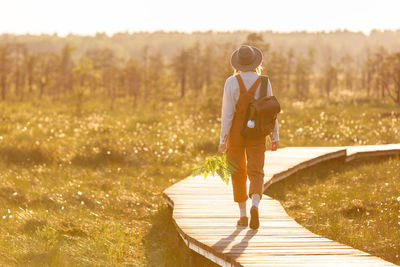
0, 33, 399, 106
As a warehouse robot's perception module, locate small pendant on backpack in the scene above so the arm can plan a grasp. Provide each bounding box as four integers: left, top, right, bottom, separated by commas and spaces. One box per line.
247, 120, 255, 128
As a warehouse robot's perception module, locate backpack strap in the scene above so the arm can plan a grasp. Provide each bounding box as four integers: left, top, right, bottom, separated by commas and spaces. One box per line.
259, 75, 269, 97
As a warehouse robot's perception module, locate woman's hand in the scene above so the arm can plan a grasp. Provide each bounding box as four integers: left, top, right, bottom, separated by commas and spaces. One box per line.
218, 143, 227, 153
271, 141, 278, 151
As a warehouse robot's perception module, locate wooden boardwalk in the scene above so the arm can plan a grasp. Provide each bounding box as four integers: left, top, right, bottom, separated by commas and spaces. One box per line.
163, 144, 400, 266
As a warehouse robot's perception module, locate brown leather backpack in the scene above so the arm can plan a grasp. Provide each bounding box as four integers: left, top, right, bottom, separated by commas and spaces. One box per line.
241, 75, 281, 138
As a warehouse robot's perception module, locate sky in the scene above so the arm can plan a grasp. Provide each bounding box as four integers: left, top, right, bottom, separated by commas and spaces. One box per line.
0, 0, 399, 36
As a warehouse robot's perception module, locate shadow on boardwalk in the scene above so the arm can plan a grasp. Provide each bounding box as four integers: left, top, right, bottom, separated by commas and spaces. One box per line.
212, 228, 258, 260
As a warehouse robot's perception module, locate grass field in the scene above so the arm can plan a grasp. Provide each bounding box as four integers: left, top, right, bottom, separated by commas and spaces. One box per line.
0, 96, 399, 266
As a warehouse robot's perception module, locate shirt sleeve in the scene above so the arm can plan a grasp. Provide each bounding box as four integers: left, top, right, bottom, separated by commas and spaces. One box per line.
266, 79, 279, 142
220, 78, 236, 144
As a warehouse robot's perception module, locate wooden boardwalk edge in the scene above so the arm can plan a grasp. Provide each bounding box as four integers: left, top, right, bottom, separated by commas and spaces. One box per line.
265, 149, 346, 190
163, 144, 400, 267
345, 148, 400, 162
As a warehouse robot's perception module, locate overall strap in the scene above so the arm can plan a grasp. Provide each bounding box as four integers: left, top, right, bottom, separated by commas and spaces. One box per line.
235, 74, 262, 97
235, 74, 247, 94
248, 76, 262, 97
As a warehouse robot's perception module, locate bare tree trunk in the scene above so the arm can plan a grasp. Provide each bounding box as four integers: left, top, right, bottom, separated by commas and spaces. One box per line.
397, 86, 400, 104
0, 73, 6, 100
39, 81, 44, 99
181, 75, 186, 98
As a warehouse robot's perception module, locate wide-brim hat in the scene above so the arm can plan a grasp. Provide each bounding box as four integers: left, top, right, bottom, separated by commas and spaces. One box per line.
230, 45, 263, 72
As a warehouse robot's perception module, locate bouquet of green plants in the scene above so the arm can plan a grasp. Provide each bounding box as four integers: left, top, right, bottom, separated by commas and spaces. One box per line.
192, 153, 239, 184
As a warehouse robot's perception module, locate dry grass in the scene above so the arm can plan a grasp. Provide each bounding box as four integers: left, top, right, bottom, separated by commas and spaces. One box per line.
0, 95, 399, 266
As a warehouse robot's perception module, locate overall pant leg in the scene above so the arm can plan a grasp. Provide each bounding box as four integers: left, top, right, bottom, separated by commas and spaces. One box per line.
245, 137, 266, 200
227, 143, 248, 203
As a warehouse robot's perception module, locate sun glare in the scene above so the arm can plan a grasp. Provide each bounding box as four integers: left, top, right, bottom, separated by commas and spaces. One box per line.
0, 0, 399, 36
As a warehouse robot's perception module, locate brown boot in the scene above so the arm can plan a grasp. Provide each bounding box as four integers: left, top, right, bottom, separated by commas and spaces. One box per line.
237, 216, 248, 227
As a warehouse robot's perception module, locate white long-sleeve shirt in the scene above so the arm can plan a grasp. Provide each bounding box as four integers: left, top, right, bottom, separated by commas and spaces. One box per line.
220, 71, 279, 145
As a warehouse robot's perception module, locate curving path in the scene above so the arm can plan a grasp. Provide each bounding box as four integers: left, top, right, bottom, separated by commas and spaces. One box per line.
163, 144, 400, 266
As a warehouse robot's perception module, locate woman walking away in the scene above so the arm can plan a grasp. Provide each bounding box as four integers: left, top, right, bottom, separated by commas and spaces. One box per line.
218, 45, 279, 230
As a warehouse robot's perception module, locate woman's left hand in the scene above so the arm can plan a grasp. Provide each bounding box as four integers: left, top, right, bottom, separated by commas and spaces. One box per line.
218, 143, 227, 153
271, 141, 278, 151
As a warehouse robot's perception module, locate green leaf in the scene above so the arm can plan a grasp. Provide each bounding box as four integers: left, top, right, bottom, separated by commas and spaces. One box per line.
191, 153, 240, 185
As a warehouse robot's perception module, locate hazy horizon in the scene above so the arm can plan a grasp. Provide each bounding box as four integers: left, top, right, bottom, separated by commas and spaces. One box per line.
2, 28, 400, 38
1, 0, 399, 37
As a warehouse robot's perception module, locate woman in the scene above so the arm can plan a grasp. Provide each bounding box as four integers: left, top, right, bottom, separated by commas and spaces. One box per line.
218, 45, 279, 229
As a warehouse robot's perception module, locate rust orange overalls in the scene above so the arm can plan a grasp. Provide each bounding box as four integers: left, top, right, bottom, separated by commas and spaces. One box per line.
226, 74, 266, 203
